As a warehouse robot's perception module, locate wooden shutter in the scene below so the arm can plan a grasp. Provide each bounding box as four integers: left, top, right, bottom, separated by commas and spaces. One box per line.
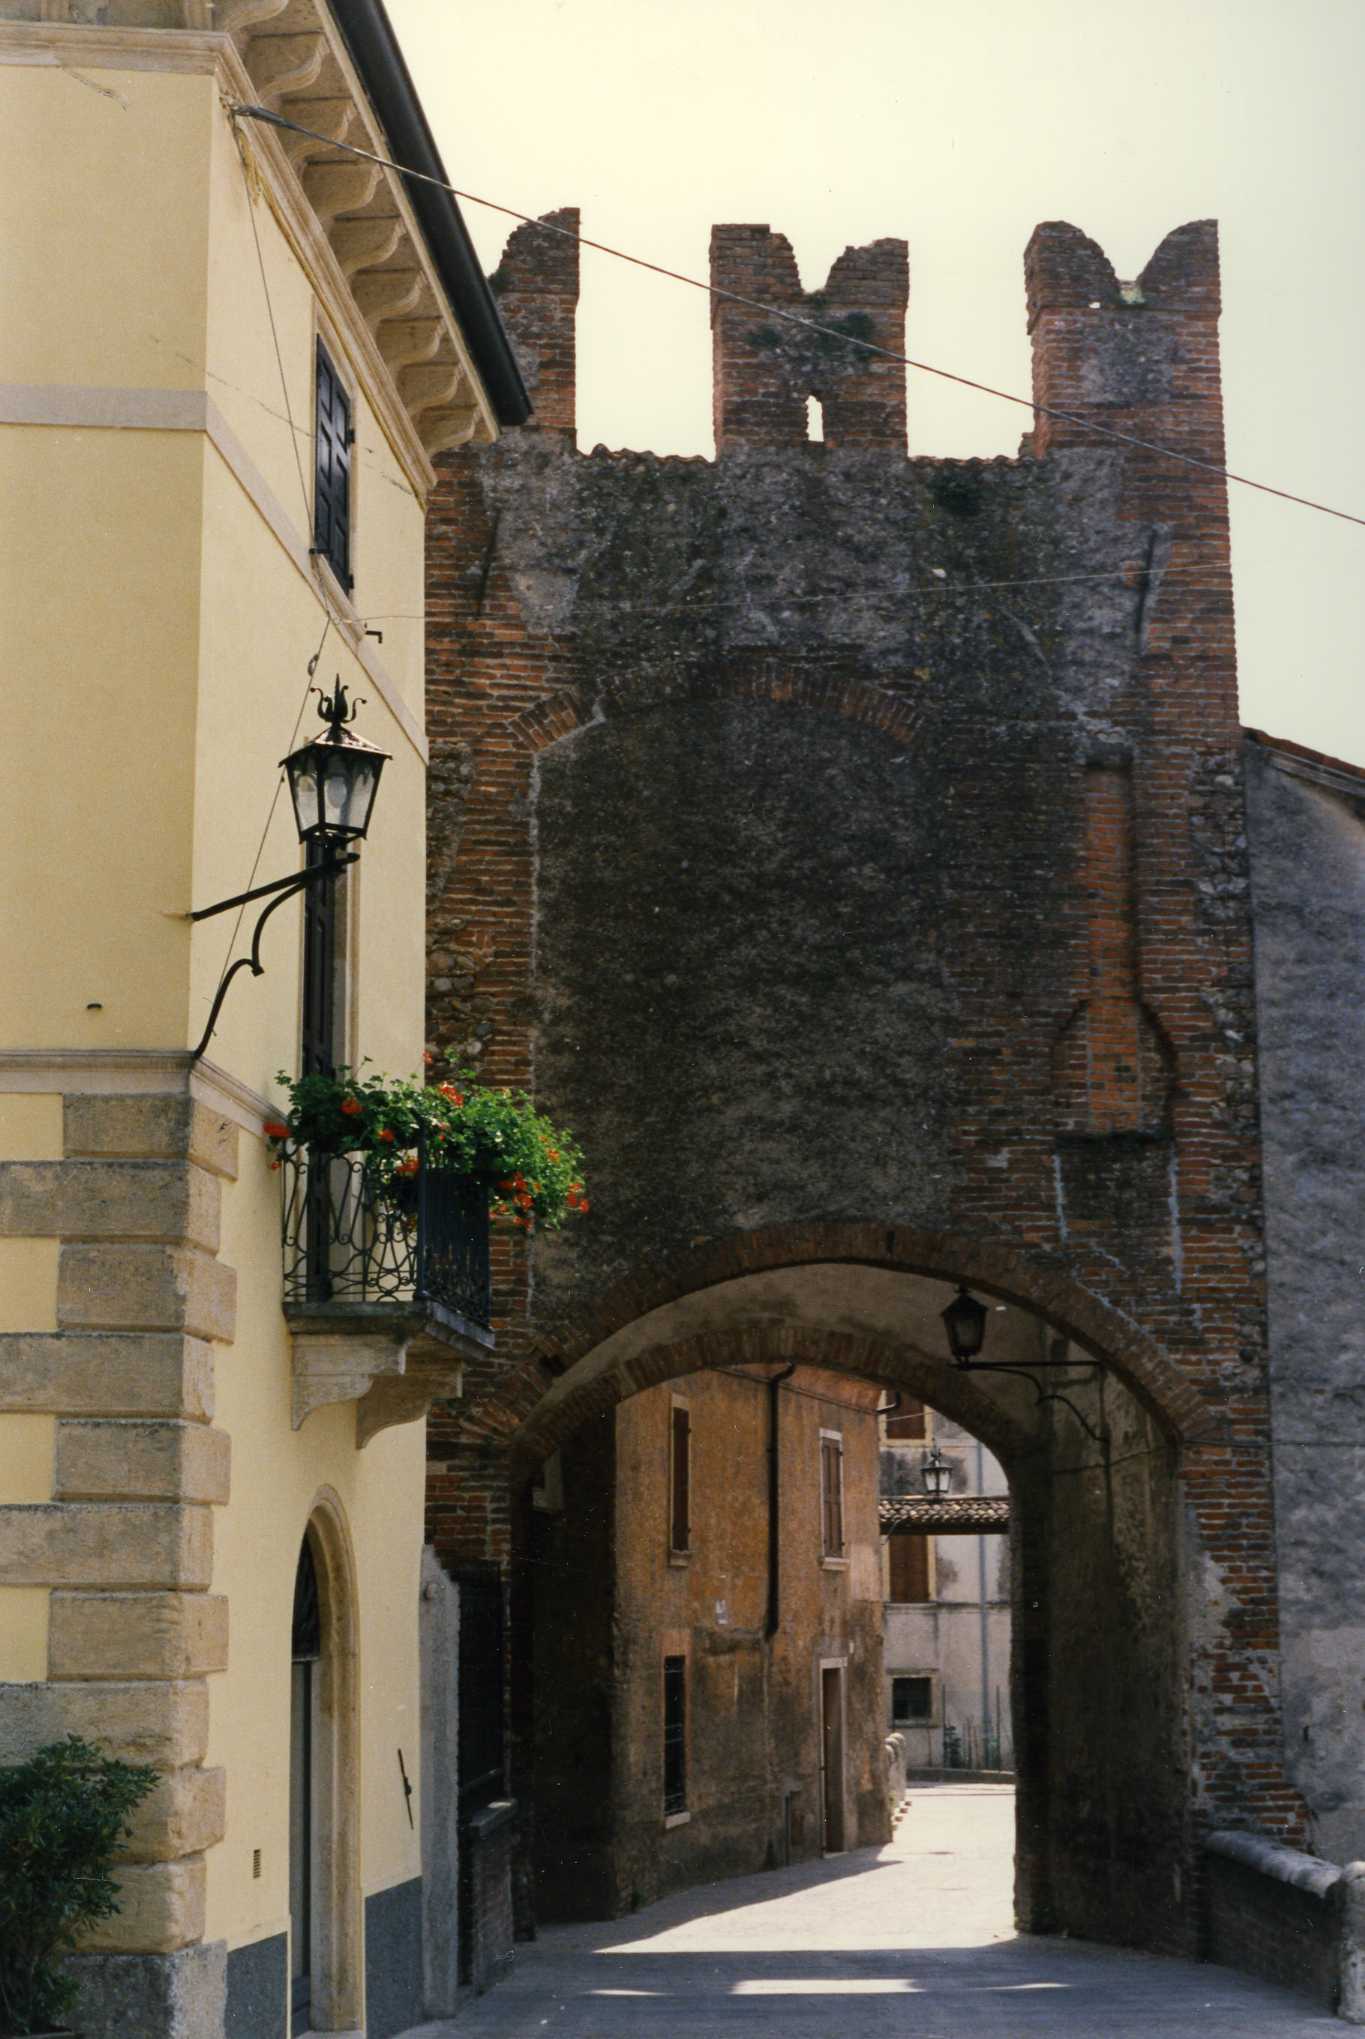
670, 1403, 690, 1553
885, 1399, 926, 1440
314, 342, 352, 589
300, 841, 340, 1077
821, 1434, 844, 1556
889, 1533, 931, 1603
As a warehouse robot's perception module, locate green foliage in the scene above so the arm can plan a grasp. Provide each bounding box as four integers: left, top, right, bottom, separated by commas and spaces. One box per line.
0, 1738, 157, 2037
267, 1066, 588, 1232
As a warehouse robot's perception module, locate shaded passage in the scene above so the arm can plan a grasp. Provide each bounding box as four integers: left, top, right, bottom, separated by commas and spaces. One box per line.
400, 1785, 1333, 2036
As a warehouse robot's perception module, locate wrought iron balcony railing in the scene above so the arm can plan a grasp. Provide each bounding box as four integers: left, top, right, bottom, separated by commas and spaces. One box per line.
281, 1134, 492, 1330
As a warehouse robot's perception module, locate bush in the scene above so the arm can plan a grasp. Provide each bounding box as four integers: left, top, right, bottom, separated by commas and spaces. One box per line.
0, 1738, 157, 2037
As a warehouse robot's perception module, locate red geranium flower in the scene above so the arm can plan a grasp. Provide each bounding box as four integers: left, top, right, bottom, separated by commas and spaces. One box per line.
377, 1127, 396, 1144
263, 1120, 289, 1139
340, 1096, 363, 1117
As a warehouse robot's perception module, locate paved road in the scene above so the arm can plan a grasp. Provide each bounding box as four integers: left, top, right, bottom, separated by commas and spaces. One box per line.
401, 1783, 1336, 2036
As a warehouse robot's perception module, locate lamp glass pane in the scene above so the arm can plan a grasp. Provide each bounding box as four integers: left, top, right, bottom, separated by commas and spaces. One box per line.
289, 758, 321, 839
322, 759, 352, 829
345, 757, 377, 833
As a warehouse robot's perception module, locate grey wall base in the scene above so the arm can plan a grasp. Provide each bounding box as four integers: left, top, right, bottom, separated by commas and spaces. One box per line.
421, 1543, 461, 2014
225, 1931, 286, 2039
64, 1939, 226, 2039
366, 1877, 424, 2039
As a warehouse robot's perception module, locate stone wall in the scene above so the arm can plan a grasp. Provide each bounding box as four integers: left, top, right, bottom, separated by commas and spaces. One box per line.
1204, 1829, 1351, 2014
1245, 734, 1365, 1865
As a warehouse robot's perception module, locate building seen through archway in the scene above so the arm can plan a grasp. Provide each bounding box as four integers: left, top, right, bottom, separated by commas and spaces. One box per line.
881, 1402, 1013, 1775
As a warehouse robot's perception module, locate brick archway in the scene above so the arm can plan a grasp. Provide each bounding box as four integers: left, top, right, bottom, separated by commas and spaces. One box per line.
509, 662, 925, 761
450, 1219, 1212, 1457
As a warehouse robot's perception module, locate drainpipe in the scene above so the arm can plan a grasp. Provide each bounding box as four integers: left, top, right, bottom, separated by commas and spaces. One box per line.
765, 1363, 797, 1639
976, 1436, 990, 1760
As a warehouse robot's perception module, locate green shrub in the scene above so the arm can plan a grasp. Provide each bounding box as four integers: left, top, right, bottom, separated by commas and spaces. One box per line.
0, 1738, 157, 2037
266, 1065, 588, 1232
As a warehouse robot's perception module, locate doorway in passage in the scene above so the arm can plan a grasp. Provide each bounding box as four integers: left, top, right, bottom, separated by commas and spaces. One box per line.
820, 1661, 847, 1854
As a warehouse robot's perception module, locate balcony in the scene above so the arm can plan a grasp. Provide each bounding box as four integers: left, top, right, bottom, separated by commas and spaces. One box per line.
281, 1137, 494, 1446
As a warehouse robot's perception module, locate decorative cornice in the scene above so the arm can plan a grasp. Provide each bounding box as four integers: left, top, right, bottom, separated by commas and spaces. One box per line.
0, 10, 499, 467
0, 381, 428, 764
0, 1050, 272, 1136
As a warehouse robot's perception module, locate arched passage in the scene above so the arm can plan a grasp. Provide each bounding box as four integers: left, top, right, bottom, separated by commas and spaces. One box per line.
471, 1248, 1192, 1950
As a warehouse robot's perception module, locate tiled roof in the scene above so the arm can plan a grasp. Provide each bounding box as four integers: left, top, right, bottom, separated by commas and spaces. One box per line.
880, 1495, 1010, 1536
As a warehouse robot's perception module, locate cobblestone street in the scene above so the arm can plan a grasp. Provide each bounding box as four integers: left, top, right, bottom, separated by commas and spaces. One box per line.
401, 1784, 1335, 2036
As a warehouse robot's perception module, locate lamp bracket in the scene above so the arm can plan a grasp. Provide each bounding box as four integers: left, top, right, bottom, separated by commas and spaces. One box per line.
189, 849, 357, 1063
189, 851, 357, 925
952, 1357, 1101, 1376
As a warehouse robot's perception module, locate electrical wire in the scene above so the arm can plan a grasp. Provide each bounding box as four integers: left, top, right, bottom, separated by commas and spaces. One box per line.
235, 124, 312, 529
230, 102, 1365, 532
345, 552, 1235, 619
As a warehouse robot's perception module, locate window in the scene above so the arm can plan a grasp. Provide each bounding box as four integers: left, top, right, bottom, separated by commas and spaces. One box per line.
820, 1430, 844, 1559
892, 1675, 934, 1725
884, 1398, 926, 1441
663, 1656, 687, 1817
888, 1532, 931, 1603
314, 340, 352, 590
669, 1399, 691, 1556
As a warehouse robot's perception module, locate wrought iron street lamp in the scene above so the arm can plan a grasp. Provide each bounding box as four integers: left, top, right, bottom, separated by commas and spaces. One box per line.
282, 681, 388, 847
941, 1285, 988, 1368
921, 1444, 952, 1499
189, 681, 390, 1061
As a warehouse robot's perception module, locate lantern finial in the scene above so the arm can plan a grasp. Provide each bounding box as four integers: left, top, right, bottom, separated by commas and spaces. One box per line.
314, 679, 366, 743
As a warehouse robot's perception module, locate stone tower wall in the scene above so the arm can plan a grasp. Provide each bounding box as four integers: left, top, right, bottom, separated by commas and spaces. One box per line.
423, 208, 1304, 1949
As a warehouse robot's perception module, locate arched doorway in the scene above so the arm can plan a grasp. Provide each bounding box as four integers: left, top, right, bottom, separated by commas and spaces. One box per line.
289, 1532, 321, 2032
288, 1497, 362, 2034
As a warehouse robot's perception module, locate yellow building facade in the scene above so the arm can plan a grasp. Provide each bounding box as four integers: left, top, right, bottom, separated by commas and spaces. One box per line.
0, 5, 526, 2034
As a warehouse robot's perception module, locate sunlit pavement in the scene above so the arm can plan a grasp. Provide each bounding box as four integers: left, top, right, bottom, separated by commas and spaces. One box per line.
399, 1783, 1337, 2036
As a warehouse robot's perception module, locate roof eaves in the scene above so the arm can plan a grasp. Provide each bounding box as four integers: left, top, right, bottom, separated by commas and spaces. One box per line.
1245, 727, 1365, 798
327, 0, 531, 430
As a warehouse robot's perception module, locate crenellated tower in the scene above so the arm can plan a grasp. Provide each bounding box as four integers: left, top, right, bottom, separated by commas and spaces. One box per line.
423, 207, 1305, 1966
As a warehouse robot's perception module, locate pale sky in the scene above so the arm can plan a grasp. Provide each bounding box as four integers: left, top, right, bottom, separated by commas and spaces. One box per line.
391, 0, 1364, 765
